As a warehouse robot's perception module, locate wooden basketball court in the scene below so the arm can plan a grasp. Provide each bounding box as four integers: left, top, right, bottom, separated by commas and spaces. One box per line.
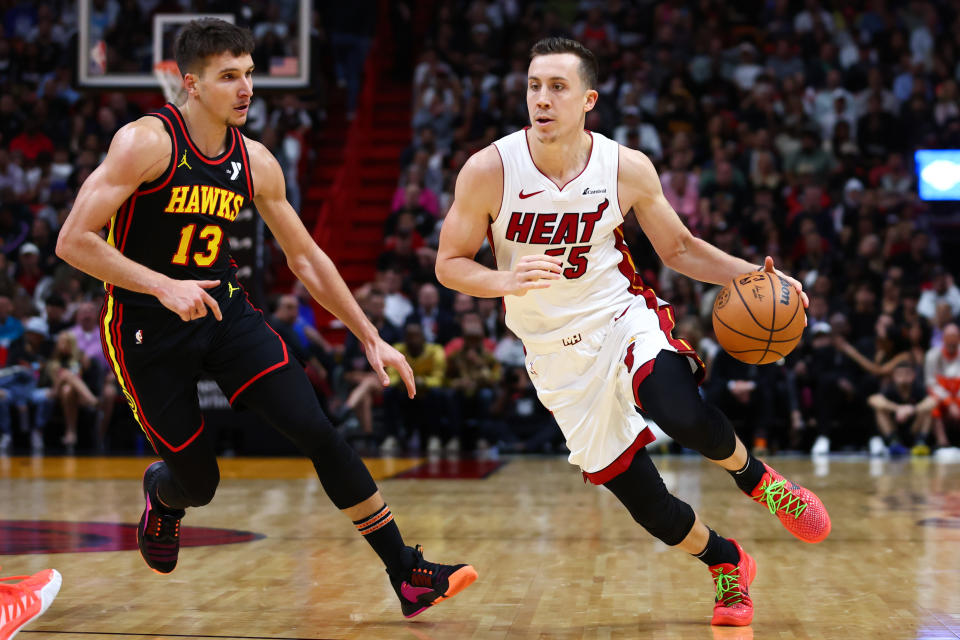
3, 454, 959, 639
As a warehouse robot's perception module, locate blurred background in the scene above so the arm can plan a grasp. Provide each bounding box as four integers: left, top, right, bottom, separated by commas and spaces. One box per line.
1, 0, 959, 463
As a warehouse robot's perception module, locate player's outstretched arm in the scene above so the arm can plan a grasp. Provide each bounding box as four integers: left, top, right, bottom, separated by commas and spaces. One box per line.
622, 146, 756, 286
246, 138, 416, 397
436, 146, 561, 297
623, 146, 807, 306
56, 118, 222, 322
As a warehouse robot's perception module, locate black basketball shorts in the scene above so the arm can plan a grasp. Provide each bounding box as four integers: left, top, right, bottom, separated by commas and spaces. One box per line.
99, 288, 291, 453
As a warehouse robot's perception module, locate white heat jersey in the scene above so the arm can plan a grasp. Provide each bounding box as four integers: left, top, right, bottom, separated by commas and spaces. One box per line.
490, 129, 638, 345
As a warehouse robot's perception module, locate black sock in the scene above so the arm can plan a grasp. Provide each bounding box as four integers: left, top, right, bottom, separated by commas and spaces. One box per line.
729, 454, 766, 495
353, 505, 414, 577
693, 529, 740, 567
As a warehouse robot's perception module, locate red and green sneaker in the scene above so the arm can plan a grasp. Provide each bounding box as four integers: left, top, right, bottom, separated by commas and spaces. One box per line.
750, 463, 831, 543
709, 539, 756, 626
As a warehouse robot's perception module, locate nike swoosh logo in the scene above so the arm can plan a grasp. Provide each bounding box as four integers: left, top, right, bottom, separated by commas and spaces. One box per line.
400, 582, 433, 603
519, 189, 544, 199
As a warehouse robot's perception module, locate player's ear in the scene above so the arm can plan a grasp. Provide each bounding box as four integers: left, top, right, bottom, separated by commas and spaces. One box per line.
183, 72, 199, 96
584, 89, 598, 113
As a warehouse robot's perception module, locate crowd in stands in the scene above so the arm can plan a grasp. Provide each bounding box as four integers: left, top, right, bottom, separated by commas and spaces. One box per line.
337, 0, 960, 459
5, 0, 960, 461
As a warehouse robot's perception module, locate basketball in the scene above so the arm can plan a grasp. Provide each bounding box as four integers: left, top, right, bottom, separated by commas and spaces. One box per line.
712, 271, 806, 365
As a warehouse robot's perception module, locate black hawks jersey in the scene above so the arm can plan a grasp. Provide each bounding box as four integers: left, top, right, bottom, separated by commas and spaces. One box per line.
106, 103, 253, 305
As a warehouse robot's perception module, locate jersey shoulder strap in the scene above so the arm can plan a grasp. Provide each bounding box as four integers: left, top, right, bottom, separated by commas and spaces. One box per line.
137, 105, 179, 194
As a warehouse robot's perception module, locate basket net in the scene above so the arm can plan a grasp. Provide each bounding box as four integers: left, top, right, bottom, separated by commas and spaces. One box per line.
153, 60, 186, 104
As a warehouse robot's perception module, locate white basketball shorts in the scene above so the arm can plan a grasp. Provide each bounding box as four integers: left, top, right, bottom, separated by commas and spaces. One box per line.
523, 296, 704, 484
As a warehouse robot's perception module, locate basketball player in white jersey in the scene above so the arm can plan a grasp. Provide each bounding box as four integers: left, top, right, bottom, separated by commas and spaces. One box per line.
436, 38, 831, 627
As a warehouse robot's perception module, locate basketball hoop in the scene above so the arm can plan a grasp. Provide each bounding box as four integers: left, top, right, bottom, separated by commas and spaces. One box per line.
153, 60, 185, 105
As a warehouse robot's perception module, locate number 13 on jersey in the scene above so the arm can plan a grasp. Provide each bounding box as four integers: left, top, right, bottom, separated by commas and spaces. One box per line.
172, 223, 224, 267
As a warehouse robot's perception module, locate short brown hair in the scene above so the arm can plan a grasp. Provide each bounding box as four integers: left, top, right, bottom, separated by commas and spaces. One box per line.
529, 37, 598, 90
174, 17, 255, 76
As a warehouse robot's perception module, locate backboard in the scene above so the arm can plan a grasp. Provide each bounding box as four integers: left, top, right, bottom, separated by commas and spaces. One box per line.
77, 0, 311, 89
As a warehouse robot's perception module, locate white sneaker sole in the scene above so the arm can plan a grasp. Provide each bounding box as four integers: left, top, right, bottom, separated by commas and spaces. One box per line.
9, 569, 62, 639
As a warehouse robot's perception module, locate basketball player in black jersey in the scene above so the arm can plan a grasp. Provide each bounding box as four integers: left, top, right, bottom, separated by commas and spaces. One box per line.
56, 18, 475, 618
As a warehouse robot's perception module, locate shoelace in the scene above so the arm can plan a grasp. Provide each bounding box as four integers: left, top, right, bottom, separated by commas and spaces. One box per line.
0, 573, 39, 625
409, 545, 439, 588
146, 512, 181, 540
753, 478, 808, 519
712, 566, 744, 606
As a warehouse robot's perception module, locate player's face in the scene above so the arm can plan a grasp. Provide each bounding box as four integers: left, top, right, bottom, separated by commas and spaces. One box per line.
526, 53, 597, 143
193, 52, 255, 127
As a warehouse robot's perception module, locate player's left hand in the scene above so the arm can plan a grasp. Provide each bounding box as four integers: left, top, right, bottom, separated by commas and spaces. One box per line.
365, 338, 416, 398
762, 255, 809, 310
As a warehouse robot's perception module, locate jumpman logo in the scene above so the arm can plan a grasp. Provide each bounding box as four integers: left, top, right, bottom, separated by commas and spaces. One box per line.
227, 282, 239, 298
177, 150, 192, 170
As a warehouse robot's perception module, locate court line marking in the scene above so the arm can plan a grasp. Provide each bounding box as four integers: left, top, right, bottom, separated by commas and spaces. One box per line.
22, 631, 338, 640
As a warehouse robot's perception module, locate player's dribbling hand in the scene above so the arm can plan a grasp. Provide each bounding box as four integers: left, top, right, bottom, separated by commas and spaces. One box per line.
762, 256, 808, 323
365, 338, 416, 398
504, 254, 563, 296
156, 278, 223, 322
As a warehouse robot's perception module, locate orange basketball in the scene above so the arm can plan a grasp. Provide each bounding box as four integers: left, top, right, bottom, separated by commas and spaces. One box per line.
712, 271, 806, 365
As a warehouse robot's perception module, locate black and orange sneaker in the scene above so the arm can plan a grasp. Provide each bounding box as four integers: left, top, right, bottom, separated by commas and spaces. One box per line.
390, 545, 478, 618
709, 539, 756, 626
137, 461, 185, 574
749, 463, 831, 543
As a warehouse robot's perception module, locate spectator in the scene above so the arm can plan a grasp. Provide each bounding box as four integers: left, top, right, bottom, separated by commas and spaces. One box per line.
706, 350, 777, 453
445, 320, 501, 453
661, 157, 701, 234
269, 294, 332, 410
795, 322, 866, 455
918, 267, 960, 321
934, 79, 960, 127
926, 324, 960, 448
8, 119, 54, 162
404, 282, 456, 345
340, 290, 402, 437
44, 294, 71, 336
14, 242, 50, 297
0, 295, 23, 346
613, 105, 662, 160
868, 360, 936, 456
488, 365, 562, 454
2, 316, 53, 453
68, 300, 116, 451
381, 321, 449, 454
444, 312, 496, 356
370, 268, 413, 329
324, 2, 376, 119
47, 329, 98, 452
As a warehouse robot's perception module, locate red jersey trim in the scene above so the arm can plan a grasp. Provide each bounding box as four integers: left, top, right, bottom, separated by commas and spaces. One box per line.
523, 128, 595, 192
228, 323, 290, 404
492, 143, 504, 220
612, 224, 706, 385
167, 104, 236, 165
582, 428, 656, 485
237, 131, 254, 199
138, 112, 178, 195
